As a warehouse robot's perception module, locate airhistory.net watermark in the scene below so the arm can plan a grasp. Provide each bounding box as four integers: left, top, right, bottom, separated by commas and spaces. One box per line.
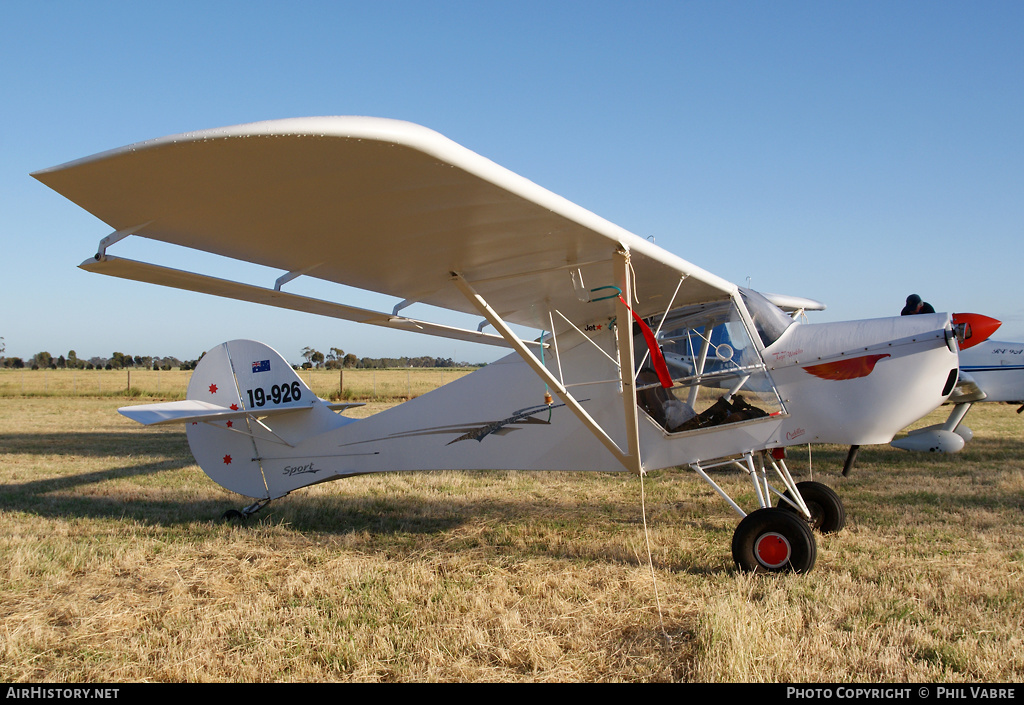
5, 688, 119, 700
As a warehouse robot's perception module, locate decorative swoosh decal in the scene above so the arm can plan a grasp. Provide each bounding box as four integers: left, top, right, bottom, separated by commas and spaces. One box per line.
339, 401, 581, 448
802, 354, 891, 381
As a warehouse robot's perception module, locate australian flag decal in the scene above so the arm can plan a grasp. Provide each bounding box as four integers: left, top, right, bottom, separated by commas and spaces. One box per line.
252, 359, 271, 373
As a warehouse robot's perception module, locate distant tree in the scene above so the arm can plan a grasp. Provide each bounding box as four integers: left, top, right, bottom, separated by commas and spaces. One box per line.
325, 347, 345, 369
342, 353, 358, 368
32, 351, 53, 369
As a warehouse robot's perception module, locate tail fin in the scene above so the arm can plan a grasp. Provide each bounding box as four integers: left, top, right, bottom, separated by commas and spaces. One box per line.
117, 340, 357, 500
185, 340, 361, 500
182, 341, 301, 499
188, 339, 307, 415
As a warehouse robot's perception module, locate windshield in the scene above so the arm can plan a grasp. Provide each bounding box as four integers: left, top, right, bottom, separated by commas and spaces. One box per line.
739, 288, 795, 348
634, 296, 784, 434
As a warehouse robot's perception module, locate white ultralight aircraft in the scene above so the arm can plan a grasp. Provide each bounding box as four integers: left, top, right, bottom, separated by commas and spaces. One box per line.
34, 117, 969, 573
890, 335, 1023, 454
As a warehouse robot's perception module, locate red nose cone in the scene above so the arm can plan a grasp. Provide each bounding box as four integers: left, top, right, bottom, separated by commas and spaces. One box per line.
951, 313, 1002, 350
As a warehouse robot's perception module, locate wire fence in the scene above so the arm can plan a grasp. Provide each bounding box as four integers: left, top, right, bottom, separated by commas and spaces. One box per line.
0, 367, 476, 401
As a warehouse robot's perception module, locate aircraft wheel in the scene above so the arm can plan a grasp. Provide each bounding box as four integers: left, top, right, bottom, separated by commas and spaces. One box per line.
732, 508, 817, 574
221, 509, 244, 522
778, 481, 845, 534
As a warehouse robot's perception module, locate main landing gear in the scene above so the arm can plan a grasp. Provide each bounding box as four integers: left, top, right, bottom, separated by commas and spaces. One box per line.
690, 450, 845, 573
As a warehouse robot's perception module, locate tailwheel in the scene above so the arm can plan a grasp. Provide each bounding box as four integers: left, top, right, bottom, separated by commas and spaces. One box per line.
221, 499, 270, 522
778, 481, 845, 534
732, 508, 817, 573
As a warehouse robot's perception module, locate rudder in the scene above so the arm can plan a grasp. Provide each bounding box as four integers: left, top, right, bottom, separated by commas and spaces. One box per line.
185, 340, 318, 500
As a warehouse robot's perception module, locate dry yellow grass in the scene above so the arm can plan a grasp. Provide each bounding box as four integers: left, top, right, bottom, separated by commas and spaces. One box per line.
0, 395, 1022, 682
0, 367, 474, 401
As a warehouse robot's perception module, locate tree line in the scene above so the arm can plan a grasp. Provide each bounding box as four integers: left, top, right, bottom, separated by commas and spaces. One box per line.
298, 346, 477, 370
0, 339, 481, 371
1, 349, 199, 371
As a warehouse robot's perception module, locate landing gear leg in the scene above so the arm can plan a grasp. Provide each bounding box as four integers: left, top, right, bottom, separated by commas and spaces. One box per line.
842, 445, 860, 476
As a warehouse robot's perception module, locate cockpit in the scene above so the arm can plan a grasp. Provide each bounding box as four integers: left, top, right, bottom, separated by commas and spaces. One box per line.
635, 288, 790, 434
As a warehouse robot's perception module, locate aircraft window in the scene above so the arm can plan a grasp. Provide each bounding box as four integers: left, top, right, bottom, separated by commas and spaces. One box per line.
635, 298, 783, 435
739, 288, 795, 348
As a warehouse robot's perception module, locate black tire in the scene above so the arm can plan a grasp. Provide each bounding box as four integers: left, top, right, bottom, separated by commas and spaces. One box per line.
732, 507, 817, 573
778, 481, 845, 534
221, 509, 244, 522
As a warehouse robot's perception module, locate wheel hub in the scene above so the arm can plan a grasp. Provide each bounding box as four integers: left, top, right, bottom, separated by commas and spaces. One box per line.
754, 532, 792, 569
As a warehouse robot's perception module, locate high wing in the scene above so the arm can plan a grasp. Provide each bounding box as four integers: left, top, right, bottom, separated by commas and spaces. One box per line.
33, 117, 735, 335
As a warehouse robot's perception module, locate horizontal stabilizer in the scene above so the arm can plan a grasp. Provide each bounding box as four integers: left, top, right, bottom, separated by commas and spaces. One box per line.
119, 398, 364, 426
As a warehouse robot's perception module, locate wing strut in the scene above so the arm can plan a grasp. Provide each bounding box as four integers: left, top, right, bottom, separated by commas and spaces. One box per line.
450, 250, 644, 474
611, 250, 643, 475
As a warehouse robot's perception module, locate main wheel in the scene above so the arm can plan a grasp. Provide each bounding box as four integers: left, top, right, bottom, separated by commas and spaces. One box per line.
778, 481, 845, 534
732, 508, 817, 573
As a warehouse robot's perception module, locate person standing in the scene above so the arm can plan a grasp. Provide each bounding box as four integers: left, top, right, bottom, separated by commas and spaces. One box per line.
901, 294, 935, 315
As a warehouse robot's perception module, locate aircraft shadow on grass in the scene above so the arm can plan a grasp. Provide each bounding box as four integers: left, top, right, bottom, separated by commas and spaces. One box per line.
0, 431, 191, 459
2, 432, 1019, 575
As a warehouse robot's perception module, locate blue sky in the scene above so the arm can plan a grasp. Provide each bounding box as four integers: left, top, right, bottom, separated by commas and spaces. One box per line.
2, 1, 1022, 365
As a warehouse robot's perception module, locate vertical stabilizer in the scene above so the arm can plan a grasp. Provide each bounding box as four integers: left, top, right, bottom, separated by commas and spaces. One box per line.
184, 340, 350, 499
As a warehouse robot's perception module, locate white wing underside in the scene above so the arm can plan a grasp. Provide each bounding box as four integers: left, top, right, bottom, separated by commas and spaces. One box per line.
34, 117, 736, 335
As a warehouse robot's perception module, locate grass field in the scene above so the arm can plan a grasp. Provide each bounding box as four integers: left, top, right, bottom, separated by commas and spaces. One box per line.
0, 367, 474, 402
0, 390, 1022, 682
